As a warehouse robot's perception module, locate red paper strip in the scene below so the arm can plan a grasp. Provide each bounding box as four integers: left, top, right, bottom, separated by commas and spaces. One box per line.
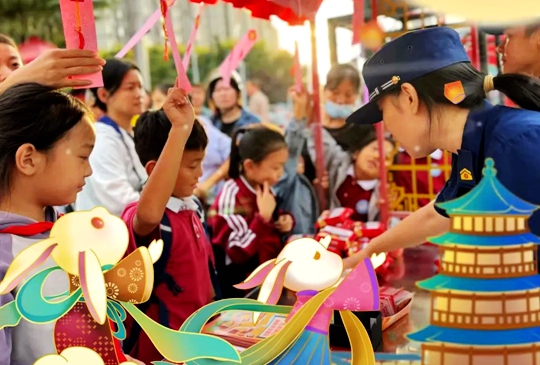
293, 42, 303, 93
352, 0, 365, 45
219, 29, 258, 85
163, 3, 192, 91
183, 4, 204, 70
59, 0, 103, 88
115, 0, 176, 59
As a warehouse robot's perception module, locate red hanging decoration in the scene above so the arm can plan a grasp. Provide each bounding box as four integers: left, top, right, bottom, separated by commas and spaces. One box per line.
74, 0, 85, 49
160, 0, 170, 61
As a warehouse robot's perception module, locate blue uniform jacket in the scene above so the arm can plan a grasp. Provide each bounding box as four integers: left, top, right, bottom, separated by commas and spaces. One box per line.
435, 102, 540, 235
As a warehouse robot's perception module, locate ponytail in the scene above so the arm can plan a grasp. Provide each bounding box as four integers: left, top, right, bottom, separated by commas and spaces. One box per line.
227, 125, 288, 180
492, 73, 540, 112
228, 128, 248, 179
389, 62, 540, 114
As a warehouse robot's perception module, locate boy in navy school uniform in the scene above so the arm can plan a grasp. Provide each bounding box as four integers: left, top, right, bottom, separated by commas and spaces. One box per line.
120, 88, 215, 364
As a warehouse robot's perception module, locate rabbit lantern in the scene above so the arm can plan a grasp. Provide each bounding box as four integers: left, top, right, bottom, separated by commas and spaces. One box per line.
0, 208, 242, 365
235, 236, 385, 365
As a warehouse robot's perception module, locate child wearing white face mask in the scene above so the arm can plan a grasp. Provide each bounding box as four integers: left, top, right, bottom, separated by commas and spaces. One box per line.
322, 64, 369, 151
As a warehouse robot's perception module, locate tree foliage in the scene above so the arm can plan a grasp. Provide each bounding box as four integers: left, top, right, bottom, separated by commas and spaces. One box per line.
0, 0, 112, 46
101, 40, 300, 104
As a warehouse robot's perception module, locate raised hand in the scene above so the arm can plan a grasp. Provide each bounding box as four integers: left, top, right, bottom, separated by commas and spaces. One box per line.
0, 49, 105, 93
162, 86, 195, 130
288, 86, 313, 122
256, 181, 277, 223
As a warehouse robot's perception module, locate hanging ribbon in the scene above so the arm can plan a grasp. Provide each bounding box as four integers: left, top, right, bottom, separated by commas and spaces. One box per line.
160, 0, 170, 60
74, 0, 85, 49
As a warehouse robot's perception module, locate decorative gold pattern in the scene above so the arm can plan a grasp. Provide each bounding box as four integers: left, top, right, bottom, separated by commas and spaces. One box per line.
439, 245, 538, 279
68, 248, 152, 304
430, 290, 540, 330
129, 267, 144, 282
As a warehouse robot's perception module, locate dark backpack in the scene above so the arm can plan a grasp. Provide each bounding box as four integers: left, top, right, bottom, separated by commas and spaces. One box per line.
122, 197, 221, 354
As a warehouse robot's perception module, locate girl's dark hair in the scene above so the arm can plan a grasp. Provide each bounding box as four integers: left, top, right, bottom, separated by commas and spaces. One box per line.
0, 83, 89, 196
154, 83, 174, 95
228, 126, 287, 179
325, 63, 361, 92
389, 62, 540, 112
90, 58, 140, 112
134, 110, 208, 166
0, 34, 17, 49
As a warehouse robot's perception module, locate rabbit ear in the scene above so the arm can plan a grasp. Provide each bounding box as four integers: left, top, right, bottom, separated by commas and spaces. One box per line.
79, 250, 107, 325
148, 239, 164, 264
234, 259, 276, 290
0, 239, 57, 294
253, 259, 292, 323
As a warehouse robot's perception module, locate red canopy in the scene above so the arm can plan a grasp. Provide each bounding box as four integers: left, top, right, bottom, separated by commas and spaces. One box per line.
18, 36, 57, 64
189, 0, 322, 25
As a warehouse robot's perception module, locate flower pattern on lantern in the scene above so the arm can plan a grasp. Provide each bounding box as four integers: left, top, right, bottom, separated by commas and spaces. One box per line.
128, 283, 138, 294
129, 267, 144, 282
344, 297, 362, 311
105, 282, 119, 299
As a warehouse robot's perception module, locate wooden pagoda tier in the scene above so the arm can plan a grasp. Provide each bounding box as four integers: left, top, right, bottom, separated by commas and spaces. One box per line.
409, 159, 540, 365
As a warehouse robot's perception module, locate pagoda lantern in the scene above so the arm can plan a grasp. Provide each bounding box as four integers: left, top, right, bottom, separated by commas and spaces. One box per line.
409, 158, 540, 365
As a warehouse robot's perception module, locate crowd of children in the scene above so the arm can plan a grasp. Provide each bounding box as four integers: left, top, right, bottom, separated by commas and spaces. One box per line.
0, 32, 445, 365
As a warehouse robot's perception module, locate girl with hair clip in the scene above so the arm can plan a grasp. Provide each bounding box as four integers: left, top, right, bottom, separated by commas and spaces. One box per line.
345, 26, 540, 269
75, 59, 147, 216
0, 34, 105, 93
208, 126, 295, 298
0, 83, 142, 365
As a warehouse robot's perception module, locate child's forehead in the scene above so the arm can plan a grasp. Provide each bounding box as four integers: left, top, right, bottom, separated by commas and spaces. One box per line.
64, 117, 96, 144
182, 149, 205, 160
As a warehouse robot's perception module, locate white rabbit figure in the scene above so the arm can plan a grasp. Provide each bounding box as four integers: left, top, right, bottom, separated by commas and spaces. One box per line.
0, 207, 163, 324
235, 236, 384, 365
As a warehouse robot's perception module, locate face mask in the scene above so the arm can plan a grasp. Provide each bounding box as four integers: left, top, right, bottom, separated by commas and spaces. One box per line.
325, 100, 356, 119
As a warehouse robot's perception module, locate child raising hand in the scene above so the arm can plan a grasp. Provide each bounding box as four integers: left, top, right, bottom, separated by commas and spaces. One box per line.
121, 86, 216, 363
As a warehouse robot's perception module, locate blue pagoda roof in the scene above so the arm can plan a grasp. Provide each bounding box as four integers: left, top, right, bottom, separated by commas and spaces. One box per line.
429, 231, 540, 247
437, 158, 537, 216
408, 325, 540, 346
418, 274, 540, 292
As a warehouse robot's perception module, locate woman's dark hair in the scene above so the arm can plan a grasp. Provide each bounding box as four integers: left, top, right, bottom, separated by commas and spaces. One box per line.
388, 62, 540, 112
154, 83, 174, 95
134, 110, 208, 166
90, 58, 140, 112
208, 76, 241, 120
228, 126, 288, 179
0, 83, 89, 197
325, 63, 361, 92
0, 34, 17, 49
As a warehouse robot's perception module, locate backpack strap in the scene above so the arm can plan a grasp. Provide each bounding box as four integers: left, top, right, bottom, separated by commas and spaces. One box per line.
122, 212, 181, 354
192, 196, 222, 300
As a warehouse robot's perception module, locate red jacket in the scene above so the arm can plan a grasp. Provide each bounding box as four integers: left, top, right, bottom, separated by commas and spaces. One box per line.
208, 177, 288, 297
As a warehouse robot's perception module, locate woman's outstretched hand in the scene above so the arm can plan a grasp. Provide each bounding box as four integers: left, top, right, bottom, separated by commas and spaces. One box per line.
0, 49, 105, 93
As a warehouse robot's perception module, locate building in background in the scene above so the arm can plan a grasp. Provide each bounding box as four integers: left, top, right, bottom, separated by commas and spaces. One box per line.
95, 0, 278, 52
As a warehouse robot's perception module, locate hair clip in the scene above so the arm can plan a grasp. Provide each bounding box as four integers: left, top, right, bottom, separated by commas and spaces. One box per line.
444, 80, 466, 104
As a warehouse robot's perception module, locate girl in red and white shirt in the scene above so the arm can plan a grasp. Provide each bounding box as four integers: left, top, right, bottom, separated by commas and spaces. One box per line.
209, 126, 294, 298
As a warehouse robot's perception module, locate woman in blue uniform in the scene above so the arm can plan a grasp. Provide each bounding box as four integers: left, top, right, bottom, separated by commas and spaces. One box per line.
344, 26, 540, 268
